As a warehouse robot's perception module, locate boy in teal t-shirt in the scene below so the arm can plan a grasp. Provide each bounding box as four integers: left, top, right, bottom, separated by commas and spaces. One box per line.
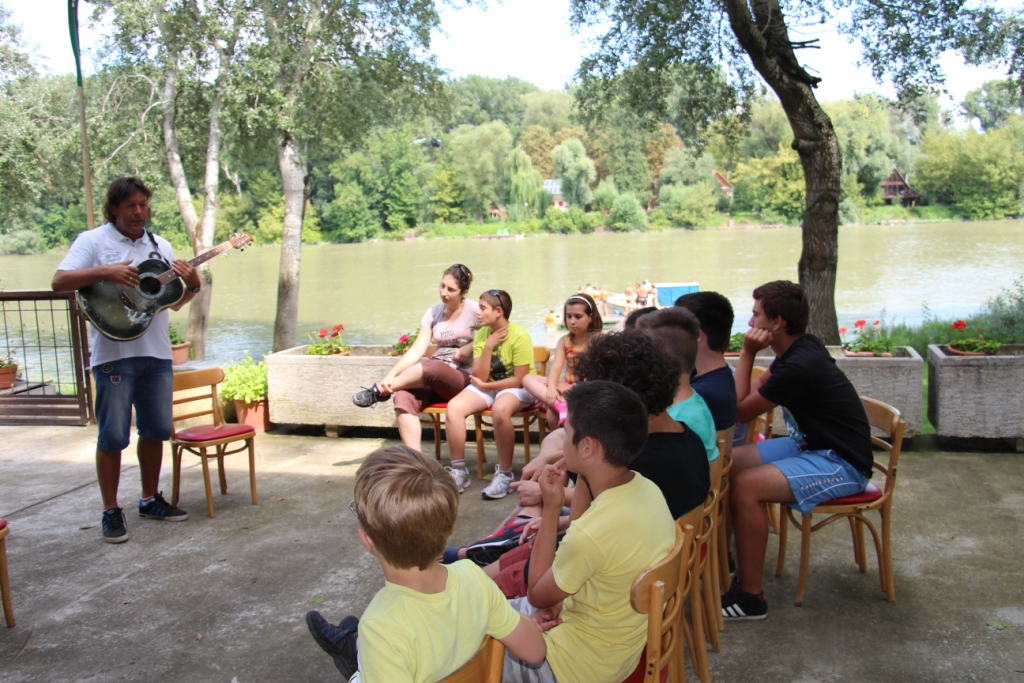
445, 289, 537, 500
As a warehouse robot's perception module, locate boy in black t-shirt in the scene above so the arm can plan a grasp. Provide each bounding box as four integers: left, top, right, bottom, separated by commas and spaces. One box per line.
726, 280, 872, 621
675, 291, 739, 432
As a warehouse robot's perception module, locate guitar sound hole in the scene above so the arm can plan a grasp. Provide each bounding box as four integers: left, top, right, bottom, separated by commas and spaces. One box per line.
137, 274, 163, 299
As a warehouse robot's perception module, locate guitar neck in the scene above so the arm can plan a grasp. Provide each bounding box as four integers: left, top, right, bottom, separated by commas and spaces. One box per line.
156, 240, 235, 285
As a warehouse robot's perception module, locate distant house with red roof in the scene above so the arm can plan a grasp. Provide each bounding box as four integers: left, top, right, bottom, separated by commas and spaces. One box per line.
880, 169, 922, 207
711, 170, 734, 200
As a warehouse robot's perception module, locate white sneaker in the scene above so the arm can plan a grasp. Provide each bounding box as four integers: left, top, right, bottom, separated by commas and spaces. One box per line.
481, 468, 515, 500
446, 466, 471, 494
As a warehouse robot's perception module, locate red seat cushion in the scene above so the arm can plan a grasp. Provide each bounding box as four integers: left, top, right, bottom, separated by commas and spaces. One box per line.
621, 648, 670, 683
819, 482, 882, 507
175, 424, 254, 442
424, 402, 448, 410
0, 518, 6, 531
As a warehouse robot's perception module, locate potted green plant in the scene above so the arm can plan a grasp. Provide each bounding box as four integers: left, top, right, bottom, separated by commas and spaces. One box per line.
724, 332, 744, 357
0, 351, 17, 390
221, 351, 272, 432
947, 320, 1002, 355
390, 330, 418, 356
169, 324, 191, 365
305, 324, 351, 356
841, 320, 895, 357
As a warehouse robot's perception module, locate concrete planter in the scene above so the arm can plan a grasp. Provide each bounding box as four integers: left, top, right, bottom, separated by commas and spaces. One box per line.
928, 344, 1024, 438
727, 345, 924, 437
266, 345, 401, 428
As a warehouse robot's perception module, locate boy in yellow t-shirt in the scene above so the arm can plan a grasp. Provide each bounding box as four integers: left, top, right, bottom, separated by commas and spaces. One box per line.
306, 445, 545, 682
445, 289, 537, 500
503, 380, 677, 683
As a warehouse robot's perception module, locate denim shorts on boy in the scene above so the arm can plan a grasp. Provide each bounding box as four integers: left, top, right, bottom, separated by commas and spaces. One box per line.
756, 436, 869, 514
464, 385, 535, 410
94, 357, 173, 451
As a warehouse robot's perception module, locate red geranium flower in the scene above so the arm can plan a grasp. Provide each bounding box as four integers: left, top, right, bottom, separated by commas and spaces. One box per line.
839, 327, 847, 335
318, 329, 328, 337
331, 331, 339, 337
951, 320, 967, 331
399, 334, 410, 343
854, 319, 866, 328
873, 320, 881, 326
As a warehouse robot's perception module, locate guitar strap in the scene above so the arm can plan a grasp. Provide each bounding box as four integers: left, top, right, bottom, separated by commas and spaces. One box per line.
145, 231, 169, 264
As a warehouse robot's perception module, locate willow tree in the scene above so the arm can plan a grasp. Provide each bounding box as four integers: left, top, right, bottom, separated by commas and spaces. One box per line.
504, 148, 543, 220
570, 0, 1023, 340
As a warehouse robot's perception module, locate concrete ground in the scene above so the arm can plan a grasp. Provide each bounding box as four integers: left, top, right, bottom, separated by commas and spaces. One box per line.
0, 425, 1022, 683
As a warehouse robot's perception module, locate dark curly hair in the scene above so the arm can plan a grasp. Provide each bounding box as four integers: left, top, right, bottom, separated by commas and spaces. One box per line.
443, 264, 473, 294
571, 329, 681, 416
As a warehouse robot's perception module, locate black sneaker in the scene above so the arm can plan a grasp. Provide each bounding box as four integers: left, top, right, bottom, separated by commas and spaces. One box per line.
139, 492, 189, 521
306, 611, 359, 678
351, 384, 389, 408
721, 580, 768, 621
102, 507, 129, 544
465, 539, 519, 567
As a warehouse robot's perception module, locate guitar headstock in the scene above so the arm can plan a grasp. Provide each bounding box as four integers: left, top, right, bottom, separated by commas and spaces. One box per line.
229, 232, 254, 251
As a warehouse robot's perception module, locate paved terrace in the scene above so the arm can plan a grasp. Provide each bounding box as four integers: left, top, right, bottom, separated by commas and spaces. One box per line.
0, 425, 1022, 683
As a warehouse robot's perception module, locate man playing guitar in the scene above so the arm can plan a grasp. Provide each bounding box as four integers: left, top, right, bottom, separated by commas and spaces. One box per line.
52, 177, 201, 544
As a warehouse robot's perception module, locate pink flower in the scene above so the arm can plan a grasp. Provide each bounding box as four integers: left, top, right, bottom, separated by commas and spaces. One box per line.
399, 334, 410, 343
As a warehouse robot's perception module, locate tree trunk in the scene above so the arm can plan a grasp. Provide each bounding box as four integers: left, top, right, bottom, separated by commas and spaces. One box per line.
723, 0, 840, 343
162, 67, 199, 242
272, 131, 306, 352
186, 72, 228, 361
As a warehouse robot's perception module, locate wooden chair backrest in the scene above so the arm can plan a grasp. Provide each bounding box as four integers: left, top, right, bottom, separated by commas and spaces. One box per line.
533, 346, 550, 376
860, 396, 905, 496
437, 635, 504, 683
630, 524, 690, 683
171, 368, 225, 432
744, 366, 774, 445
716, 425, 735, 469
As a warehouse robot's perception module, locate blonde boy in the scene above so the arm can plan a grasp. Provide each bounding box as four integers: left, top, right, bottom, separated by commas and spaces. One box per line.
306, 445, 545, 682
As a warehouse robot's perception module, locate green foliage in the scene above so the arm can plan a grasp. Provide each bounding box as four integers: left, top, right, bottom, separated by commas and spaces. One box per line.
592, 177, 619, 213
732, 145, 805, 224
915, 119, 1024, 219
840, 320, 896, 356
659, 182, 717, 228
552, 138, 596, 208
544, 207, 587, 234
169, 325, 185, 345
647, 208, 670, 231
974, 276, 1024, 345
305, 324, 350, 355
610, 193, 648, 232
391, 330, 418, 355
727, 333, 744, 353
424, 163, 465, 224
448, 121, 514, 218
961, 80, 1024, 132
503, 148, 544, 220
0, 230, 42, 255
523, 90, 574, 132
446, 76, 538, 129
221, 351, 268, 403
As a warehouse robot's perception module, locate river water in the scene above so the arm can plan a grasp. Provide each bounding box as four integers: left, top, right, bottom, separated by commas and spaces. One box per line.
3, 220, 1022, 362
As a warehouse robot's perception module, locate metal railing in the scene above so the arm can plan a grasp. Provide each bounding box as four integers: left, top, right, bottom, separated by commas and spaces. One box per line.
0, 291, 93, 426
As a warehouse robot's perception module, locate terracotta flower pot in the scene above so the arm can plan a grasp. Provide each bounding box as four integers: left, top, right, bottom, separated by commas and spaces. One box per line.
0, 365, 18, 390
171, 342, 191, 365
234, 397, 273, 432
945, 345, 994, 357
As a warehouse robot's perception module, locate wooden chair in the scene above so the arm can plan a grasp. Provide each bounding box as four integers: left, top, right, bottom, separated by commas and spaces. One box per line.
421, 401, 448, 462
472, 346, 550, 479
672, 505, 707, 683
709, 426, 735, 634
437, 635, 504, 683
0, 518, 13, 627
775, 396, 906, 606
170, 368, 258, 518
629, 523, 690, 683
744, 366, 780, 534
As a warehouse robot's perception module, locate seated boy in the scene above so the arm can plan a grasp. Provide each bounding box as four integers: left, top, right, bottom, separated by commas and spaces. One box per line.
674, 291, 739, 432
445, 289, 536, 500
637, 307, 719, 461
305, 445, 545, 682
503, 380, 678, 683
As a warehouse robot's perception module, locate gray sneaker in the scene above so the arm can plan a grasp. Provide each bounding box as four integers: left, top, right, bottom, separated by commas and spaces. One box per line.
446, 466, 471, 493
481, 468, 515, 500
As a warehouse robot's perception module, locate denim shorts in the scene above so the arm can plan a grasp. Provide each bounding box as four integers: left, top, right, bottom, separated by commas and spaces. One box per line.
757, 437, 869, 514
93, 357, 173, 451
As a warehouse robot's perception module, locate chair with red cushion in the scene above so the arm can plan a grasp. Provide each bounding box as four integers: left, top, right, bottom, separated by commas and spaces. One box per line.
420, 402, 449, 462
472, 346, 550, 479
628, 523, 689, 683
170, 368, 258, 518
0, 518, 13, 627
775, 396, 906, 605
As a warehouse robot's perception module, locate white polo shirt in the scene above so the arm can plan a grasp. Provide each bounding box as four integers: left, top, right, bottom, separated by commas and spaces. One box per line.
58, 223, 176, 367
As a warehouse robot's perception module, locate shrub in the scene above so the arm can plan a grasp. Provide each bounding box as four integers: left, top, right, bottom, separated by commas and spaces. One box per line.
221, 352, 268, 403
610, 193, 648, 232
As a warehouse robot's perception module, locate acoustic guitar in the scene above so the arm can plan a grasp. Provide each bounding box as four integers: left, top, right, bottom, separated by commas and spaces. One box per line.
77, 232, 253, 341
